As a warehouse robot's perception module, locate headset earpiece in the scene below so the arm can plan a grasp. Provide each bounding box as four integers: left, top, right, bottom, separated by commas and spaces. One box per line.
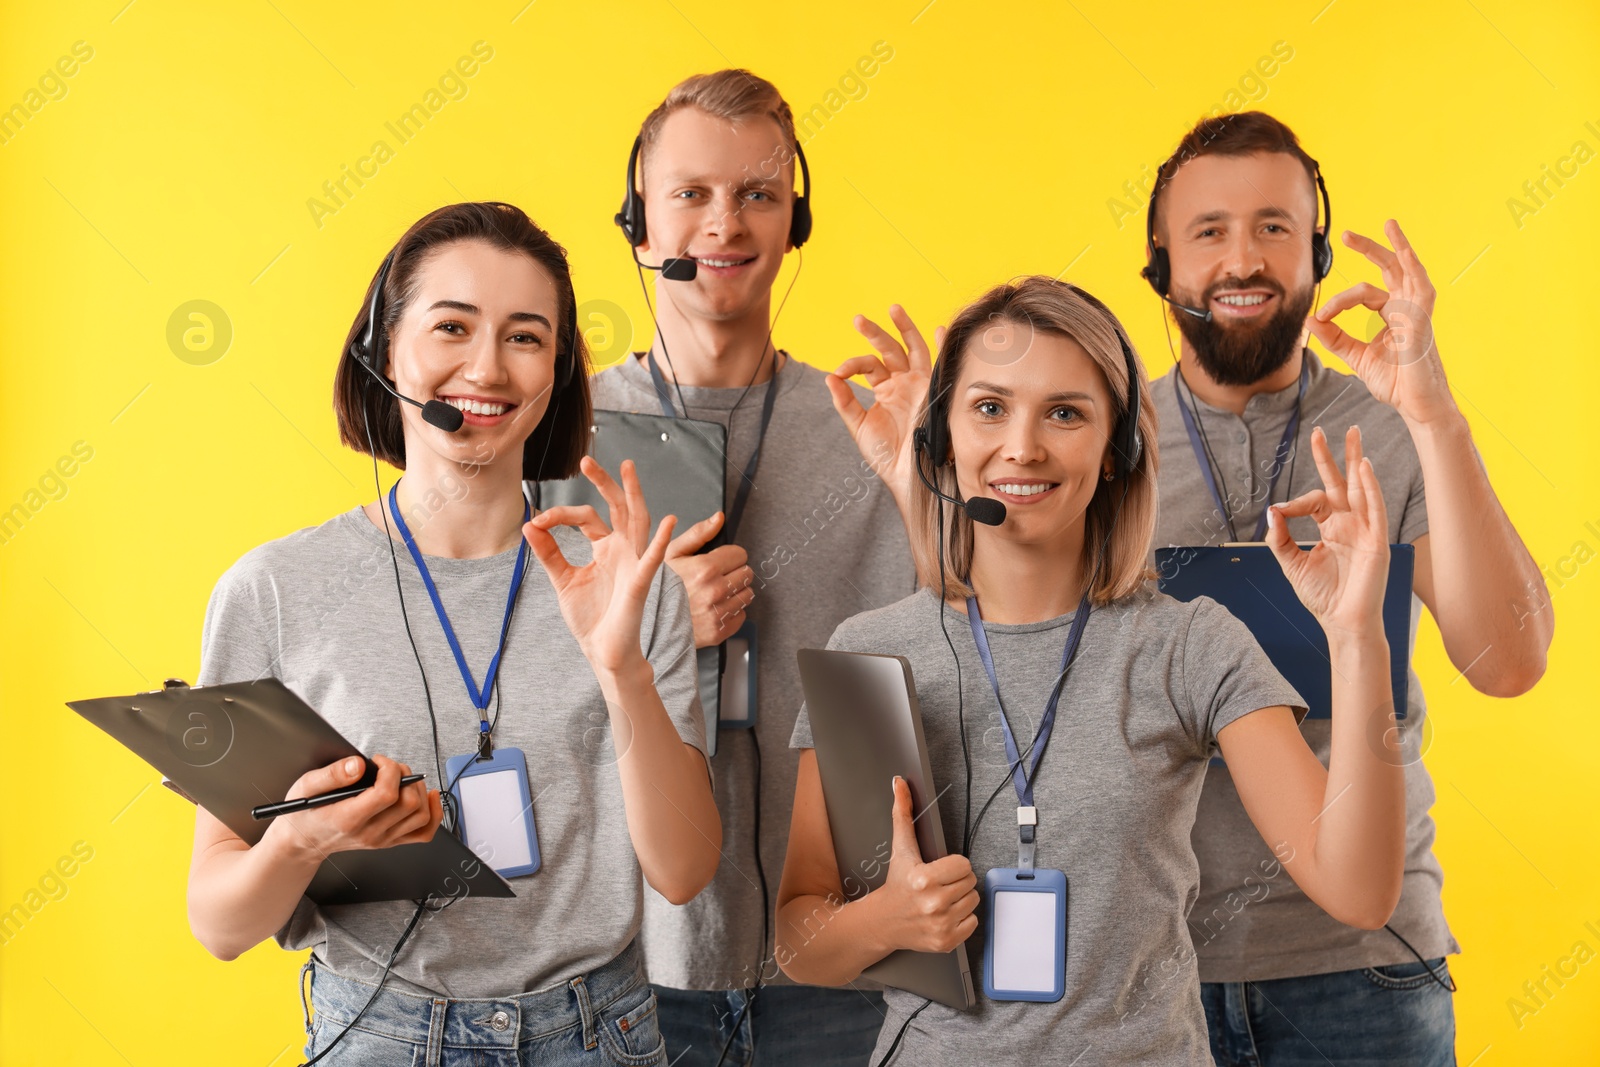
1113, 340, 1143, 479
915, 361, 951, 472
1311, 169, 1334, 281
351, 253, 396, 376
615, 137, 648, 249
1140, 245, 1171, 299
788, 143, 813, 248
1141, 165, 1173, 299
1311, 232, 1333, 282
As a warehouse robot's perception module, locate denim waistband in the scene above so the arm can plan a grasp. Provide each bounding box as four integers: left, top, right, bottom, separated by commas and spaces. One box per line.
302, 941, 649, 1053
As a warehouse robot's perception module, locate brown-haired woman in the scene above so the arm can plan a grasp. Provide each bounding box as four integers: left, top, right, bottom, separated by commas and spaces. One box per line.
776, 276, 1405, 1065
187, 202, 718, 1065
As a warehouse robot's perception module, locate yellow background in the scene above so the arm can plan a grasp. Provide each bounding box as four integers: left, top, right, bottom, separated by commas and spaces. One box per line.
3, 1, 1596, 1063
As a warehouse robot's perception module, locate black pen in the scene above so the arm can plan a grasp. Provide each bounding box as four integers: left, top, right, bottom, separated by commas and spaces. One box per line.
251, 774, 427, 821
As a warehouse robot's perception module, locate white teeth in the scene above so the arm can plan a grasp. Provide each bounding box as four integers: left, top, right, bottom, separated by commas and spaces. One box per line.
994, 483, 1054, 496
1216, 293, 1269, 306
697, 257, 749, 268
443, 398, 508, 416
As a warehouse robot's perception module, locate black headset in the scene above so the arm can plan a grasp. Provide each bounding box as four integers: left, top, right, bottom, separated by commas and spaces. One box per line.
349, 249, 579, 392
614, 133, 813, 251
914, 285, 1145, 483
1141, 161, 1333, 297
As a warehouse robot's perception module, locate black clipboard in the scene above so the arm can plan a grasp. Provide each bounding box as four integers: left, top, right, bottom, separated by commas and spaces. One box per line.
537, 408, 728, 755
1156, 543, 1414, 720
67, 678, 515, 905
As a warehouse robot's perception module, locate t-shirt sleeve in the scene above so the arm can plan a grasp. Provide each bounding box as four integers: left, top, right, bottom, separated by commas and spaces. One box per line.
790, 706, 815, 750
645, 563, 710, 767
1180, 597, 1307, 756
1375, 413, 1429, 545
194, 557, 313, 946
196, 557, 278, 687
1397, 458, 1429, 546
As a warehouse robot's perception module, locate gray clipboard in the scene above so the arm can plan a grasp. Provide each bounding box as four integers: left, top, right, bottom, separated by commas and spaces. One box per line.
67, 678, 514, 905
796, 647, 977, 1010
537, 408, 728, 756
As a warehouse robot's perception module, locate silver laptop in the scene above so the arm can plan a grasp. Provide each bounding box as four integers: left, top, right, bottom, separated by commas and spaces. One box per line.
796, 648, 976, 1010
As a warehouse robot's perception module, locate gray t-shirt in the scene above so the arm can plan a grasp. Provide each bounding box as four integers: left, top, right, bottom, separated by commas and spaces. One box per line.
1152, 348, 1458, 982
791, 588, 1304, 1066
197, 506, 705, 998
590, 353, 917, 991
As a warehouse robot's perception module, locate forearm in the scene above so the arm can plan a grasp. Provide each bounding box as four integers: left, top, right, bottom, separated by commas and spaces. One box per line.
187, 822, 321, 961
1410, 410, 1551, 693
598, 658, 722, 904
776, 888, 897, 987
1301, 632, 1406, 928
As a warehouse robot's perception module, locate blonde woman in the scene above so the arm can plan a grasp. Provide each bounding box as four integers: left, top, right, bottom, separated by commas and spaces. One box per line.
776, 277, 1405, 1065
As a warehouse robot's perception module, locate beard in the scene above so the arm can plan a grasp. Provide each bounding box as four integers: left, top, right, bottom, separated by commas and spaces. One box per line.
1173, 275, 1315, 386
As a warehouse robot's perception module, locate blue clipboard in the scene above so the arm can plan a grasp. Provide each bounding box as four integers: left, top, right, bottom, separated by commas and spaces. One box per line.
1155, 544, 1413, 721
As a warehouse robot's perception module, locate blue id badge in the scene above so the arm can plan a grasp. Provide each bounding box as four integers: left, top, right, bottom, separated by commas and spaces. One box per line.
718, 619, 758, 729
444, 747, 540, 879
983, 867, 1067, 1002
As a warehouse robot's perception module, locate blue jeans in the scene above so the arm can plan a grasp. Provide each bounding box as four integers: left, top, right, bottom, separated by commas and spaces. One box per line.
302, 941, 667, 1065
1201, 959, 1456, 1066
655, 985, 885, 1067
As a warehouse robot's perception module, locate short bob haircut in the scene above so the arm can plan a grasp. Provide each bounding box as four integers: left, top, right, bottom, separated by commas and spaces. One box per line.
912, 277, 1159, 606
332, 201, 592, 481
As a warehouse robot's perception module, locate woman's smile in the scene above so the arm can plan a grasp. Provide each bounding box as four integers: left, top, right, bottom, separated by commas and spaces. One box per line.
988, 478, 1061, 505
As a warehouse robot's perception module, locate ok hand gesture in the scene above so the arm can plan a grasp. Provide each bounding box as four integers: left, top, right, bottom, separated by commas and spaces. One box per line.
1265, 425, 1391, 642
828, 305, 943, 517
523, 457, 676, 675
1307, 220, 1454, 427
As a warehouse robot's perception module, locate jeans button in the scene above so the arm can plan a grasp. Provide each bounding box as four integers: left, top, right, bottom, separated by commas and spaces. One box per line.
490, 1009, 510, 1031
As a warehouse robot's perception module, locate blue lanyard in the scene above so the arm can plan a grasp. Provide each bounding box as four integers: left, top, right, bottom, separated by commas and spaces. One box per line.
387, 482, 530, 716
965, 592, 1092, 811
1174, 358, 1309, 541
645, 348, 780, 545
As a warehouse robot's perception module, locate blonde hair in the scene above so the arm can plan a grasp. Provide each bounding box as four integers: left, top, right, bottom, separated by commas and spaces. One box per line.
637, 69, 799, 184
912, 277, 1160, 606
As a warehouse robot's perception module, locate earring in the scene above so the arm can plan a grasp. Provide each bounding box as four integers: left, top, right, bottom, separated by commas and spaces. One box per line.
1102, 469, 1115, 482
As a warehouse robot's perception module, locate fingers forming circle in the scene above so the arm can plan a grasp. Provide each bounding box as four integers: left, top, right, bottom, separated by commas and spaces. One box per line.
534, 504, 613, 542
1362, 296, 1437, 370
